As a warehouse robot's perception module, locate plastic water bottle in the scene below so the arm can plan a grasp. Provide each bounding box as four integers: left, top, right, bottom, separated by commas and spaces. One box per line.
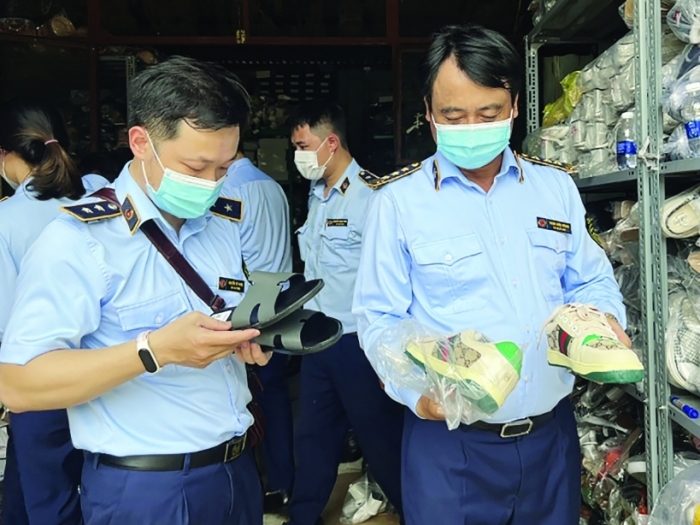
683, 82, 700, 158
616, 111, 637, 170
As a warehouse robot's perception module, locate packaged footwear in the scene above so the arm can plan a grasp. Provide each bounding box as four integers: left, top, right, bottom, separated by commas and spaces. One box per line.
666, 291, 700, 394
404, 330, 522, 415
661, 184, 700, 238
543, 303, 644, 383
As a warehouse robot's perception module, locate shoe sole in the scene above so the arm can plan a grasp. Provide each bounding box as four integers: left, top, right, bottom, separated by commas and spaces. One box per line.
405, 349, 501, 414
547, 350, 644, 383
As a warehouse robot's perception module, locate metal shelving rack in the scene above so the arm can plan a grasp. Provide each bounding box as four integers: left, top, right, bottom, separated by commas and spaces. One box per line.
525, 0, 674, 506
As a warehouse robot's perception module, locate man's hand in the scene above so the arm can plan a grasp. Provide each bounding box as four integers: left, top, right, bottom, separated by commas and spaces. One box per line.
416, 396, 446, 421
149, 312, 263, 368
607, 317, 632, 349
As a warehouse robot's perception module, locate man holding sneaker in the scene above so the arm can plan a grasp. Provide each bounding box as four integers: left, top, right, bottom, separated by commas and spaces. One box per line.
353, 24, 640, 525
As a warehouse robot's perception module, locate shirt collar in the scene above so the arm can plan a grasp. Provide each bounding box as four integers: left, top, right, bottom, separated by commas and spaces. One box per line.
112, 162, 210, 235
227, 157, 253, 176
311, 158, 360, 199
431, 148, 522, 190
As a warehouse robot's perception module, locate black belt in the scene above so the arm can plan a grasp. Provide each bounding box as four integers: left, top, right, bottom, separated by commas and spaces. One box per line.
97, 434, 247, 471
464, 410, 555, 438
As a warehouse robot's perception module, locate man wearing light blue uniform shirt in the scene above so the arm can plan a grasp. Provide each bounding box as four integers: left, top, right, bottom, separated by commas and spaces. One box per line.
286, 101, 403, 525
223, 148, 296, 510
353, 25, 628, 525
0, 57, 269, 525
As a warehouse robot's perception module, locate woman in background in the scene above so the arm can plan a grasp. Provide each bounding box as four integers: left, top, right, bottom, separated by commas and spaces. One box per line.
0, 97, 108, 525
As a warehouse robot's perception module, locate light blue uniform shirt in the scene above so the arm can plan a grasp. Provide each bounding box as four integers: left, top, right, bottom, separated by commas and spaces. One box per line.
0, 164, 253, 455
352, 149, 625, 423
297, 159, 372, 334
223, 158, 292, 273
0, 174, 108, 340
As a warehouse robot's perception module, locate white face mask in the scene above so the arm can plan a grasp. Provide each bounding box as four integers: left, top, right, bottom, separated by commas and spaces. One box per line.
294, 137, 334, 180
1, 154, 19, 191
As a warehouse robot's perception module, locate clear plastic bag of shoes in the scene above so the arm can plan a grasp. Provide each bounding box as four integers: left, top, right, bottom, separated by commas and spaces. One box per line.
663, 45, 700, 121
373, 320, 524, 430
611, 61, 636, 112
649, 464, 700, 525
340, 472, 389, 524
666, 290, 700, 395
669, 0, 700, 44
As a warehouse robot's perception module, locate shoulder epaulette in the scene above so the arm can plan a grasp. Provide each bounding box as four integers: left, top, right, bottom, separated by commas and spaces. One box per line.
516, 152, 577, 175
211, 196, 243, 222
0, 196, 8, 203
60, 200, 121, 222
359, 162, 423, 190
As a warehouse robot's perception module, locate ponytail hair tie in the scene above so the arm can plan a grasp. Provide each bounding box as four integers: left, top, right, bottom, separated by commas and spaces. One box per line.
44, 139, 58, 145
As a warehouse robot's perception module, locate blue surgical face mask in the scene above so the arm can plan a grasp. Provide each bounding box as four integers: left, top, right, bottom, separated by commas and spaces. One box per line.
143, 132, 225, 219
433, 111, 513, 170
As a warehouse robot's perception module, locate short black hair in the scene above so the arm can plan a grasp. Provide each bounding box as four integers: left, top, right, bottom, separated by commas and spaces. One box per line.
128, 56, 251, 142
288, 100, 348, 149
421, 24, 523, 106
0, 97, 84, 201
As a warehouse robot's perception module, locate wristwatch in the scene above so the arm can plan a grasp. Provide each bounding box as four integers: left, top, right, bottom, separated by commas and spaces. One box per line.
137, 331, 161, 374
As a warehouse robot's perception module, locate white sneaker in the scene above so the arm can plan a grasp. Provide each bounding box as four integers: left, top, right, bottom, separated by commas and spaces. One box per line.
661, 184, 700, 238
543, 303, 644, 383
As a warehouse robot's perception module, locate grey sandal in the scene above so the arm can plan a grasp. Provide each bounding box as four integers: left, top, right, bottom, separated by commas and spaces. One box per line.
256, 309, 343, 356
216, 272, 324, 330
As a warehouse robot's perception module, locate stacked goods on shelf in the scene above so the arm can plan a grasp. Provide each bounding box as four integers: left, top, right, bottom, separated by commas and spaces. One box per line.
524, 24, 685, 177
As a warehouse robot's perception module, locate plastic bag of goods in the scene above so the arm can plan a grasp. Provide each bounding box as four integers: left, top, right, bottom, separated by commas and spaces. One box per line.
669, 0, 700, 44
665, 290, 700, 396
374, 320, 524, 430
340, 472, 389, 524
649, 464, 700, 525
664, 124, 692, 160
542, 71, 583, 127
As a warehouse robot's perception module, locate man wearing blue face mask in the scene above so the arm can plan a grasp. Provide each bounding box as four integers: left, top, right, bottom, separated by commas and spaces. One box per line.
0, 56, 271, 525
353, 24, 629, 525
286, 101, 404, 525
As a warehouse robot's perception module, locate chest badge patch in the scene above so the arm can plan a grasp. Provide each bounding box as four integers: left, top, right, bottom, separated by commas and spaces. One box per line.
327, 219, 348, 227
218, 278, 245, 293
537, 217, 572, 234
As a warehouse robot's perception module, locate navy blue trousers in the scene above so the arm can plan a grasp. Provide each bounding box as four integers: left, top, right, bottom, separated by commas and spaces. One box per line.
81, 447, 263, 525
402, 397, 581, 525
1, 410, 83, 525
254, 352, 295, 493
287, 334, 404, 525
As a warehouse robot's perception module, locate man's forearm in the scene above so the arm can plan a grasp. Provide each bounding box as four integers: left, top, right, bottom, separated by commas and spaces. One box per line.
0, 341, 145, 412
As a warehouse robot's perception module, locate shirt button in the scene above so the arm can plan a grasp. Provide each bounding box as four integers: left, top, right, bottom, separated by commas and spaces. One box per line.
226, 364, 232, 372
525, 325, 531, 332
445, 254, 453, 262
155, 315, 163, 324
524, 376, 530, 382
512, 280, 518, 287
500, 237, 505, 243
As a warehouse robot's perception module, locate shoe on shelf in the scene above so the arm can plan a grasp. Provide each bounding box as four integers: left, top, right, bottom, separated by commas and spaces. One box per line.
405, 330, 522, 414
661, 184, 700, 238
543, 303, 644, 384
666, 291, 700, 395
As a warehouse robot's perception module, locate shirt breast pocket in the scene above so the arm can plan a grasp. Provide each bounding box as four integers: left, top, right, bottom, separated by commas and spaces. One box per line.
320, 226, 360, 267
116, 290, 189, 336
412, 234, 491, 315
526, 228, 570, 302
